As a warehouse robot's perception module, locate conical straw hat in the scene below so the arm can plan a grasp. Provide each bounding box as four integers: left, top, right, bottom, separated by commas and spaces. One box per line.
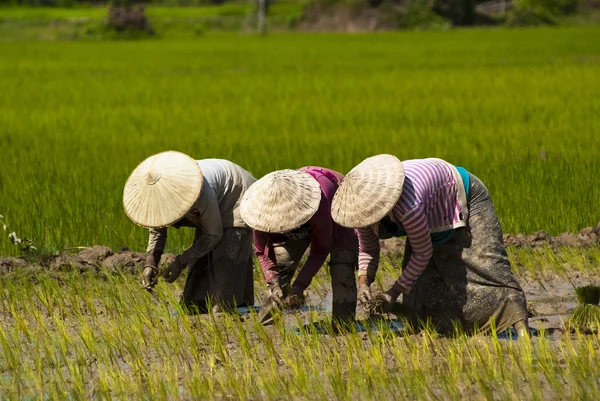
123, 151, 203, 228
331, 154, 405, 228
240, 169, 322, 233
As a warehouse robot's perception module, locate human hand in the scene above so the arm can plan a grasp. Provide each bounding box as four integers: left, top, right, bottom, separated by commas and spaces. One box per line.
379, 291, 397, 313
141, 266, 157, 289
269, 283, 284, 307
282, 286, 305, 309
375, 286, 403, 313
162, 258, 184, 283
358, 283, 372, 305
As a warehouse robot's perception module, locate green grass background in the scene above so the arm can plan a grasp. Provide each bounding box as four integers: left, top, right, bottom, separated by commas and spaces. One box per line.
1, 26, 599, 256
0, 4, 303, 20
0, 4, 304, 40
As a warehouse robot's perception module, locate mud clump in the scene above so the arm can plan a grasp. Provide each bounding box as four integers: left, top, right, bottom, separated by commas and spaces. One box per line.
100, 252, 145, 273
0, 246, 175, 275
79, 246, 114, 264
381, 222, 600, 254
503, 222, 600, 249
0, 257, 28, 274
0, 222, 598, 273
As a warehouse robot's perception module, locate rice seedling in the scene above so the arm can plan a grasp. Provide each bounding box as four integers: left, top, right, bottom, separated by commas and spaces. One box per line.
569, 285, 600, 333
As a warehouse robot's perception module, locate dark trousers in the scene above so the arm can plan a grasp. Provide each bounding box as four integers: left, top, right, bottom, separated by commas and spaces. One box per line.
181, 228, 254, 313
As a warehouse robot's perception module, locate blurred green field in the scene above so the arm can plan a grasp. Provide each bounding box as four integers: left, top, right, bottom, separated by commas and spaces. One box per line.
0, 4, 302, 20
1, 26, 599, 256
0, 4, 303, 40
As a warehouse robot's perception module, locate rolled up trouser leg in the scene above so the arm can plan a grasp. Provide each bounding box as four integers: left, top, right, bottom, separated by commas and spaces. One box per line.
329, 246, 358, 323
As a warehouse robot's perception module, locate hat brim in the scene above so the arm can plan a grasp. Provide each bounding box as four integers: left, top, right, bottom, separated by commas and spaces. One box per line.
240, 169, 322, 233
123, 151, 203, 228
331, 154, 405, 228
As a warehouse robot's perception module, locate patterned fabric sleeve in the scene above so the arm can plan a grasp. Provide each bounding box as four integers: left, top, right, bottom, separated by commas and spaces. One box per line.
357, 226, 381, 280
394, 204, 433, 293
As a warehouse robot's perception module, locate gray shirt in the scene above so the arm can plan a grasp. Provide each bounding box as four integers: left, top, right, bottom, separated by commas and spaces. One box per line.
145, 159, 256, 267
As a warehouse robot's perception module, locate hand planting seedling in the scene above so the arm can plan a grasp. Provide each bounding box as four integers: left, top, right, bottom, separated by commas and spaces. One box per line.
281, 289, 306, 310
141, 265, 169, 291
364, 294, 387, 316
258, 286, 307, 325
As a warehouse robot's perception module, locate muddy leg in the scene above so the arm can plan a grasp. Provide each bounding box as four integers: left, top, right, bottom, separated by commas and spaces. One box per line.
329, 246, 357, 326
514, 319, 530, 338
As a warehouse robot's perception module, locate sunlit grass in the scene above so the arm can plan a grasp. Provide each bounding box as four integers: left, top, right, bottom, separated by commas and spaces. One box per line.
0, 247, 599, 399
0, 27, 599, 255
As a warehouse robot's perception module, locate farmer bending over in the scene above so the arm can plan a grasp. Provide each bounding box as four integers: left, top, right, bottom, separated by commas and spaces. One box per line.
331, 154, 529, 337
240, 167, 358, 326
123, 151, 257, 313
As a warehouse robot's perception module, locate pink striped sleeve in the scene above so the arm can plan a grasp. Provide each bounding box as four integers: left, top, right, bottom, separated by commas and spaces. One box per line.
395, 205, 433, 292
357, 226, 380, 279
253, 230, 279, 285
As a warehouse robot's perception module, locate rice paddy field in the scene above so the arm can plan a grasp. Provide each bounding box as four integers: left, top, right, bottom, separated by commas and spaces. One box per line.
1, 19, 600, 400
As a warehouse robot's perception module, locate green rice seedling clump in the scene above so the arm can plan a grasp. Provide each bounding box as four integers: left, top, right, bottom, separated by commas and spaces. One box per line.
569, 285, 600, 332
575, 285, 600, 305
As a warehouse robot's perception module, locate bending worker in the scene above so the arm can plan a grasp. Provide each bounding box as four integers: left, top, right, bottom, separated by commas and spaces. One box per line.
123, 150, 256, 313
240, 167, 358, 325
331, 154, 529, 336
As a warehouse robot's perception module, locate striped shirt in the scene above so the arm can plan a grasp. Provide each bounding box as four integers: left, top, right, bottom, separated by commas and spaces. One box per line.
357, 158, 468, 293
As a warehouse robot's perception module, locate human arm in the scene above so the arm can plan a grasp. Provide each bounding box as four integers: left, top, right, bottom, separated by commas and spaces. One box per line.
356, 226, 381, 286
177, 186, 224, 267
146, 227, 167, 267
354, 226, 381, 304
389, 204, 433, 298
253, 230, 279, 285
292, 195, 333, 291
141, 227, 168, 288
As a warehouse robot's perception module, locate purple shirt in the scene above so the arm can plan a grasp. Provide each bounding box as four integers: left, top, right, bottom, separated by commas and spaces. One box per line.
254, 166, 357, 290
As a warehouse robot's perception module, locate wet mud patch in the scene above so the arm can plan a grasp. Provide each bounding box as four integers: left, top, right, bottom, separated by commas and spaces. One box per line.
380, 222, 600, 254
0, 245, 176, 274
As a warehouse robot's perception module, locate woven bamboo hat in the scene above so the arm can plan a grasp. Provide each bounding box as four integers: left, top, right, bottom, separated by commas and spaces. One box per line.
240, 169, 322, 233
123, 151, 203, 228
331, 154, 405, 228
